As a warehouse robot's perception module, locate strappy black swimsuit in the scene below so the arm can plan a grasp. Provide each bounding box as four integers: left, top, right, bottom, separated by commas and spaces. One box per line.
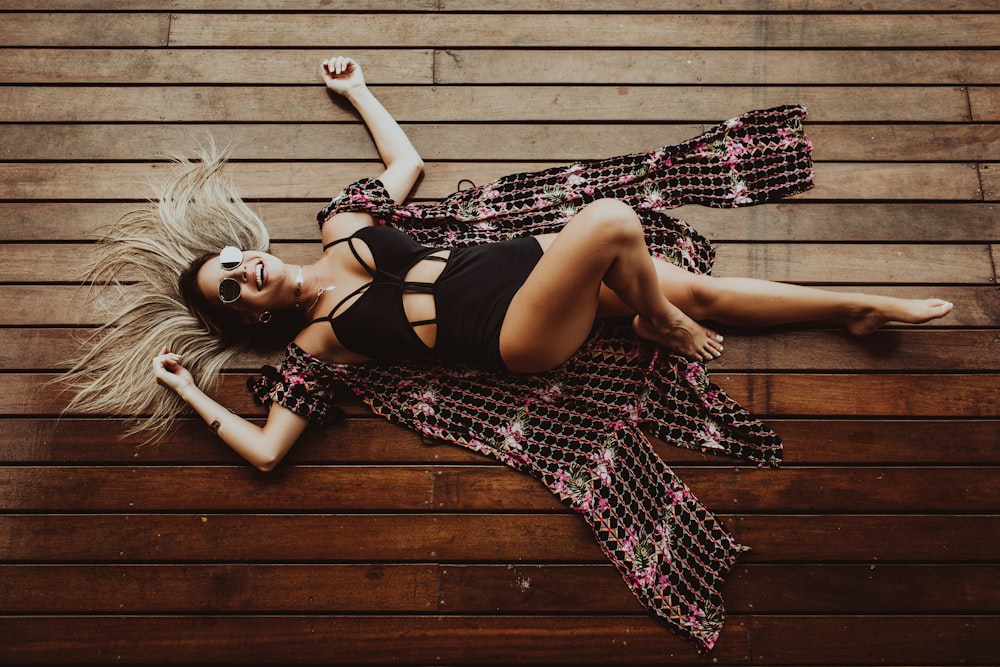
308, 225, 542, 369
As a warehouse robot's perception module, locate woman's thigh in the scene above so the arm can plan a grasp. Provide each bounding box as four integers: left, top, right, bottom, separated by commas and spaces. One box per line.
499, 214, 628, 372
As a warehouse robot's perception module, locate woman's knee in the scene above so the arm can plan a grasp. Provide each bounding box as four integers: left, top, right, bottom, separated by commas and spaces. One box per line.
577, 198, 643, 244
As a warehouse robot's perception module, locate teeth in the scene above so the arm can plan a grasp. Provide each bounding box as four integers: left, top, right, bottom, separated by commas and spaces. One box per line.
255, 263, 264, 289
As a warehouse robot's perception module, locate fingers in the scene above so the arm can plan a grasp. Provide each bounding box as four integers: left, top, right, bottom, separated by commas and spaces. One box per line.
153, 349, 183, 373
322, 55, 355, 77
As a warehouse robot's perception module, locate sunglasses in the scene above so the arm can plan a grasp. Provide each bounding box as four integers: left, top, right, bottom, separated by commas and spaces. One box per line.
218, 245, 244, 304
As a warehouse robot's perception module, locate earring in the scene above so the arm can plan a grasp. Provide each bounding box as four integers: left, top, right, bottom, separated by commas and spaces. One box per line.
257, 311, 272, 324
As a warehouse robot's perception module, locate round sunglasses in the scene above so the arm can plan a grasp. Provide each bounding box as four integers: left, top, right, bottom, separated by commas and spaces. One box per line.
217, 245, 244, 304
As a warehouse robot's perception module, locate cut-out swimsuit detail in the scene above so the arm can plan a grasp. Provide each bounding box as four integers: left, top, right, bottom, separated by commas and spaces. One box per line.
309, 225, 446, 362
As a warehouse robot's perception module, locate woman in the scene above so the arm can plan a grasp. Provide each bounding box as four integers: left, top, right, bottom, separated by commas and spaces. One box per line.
152, 56, 950, 472
69, 56, 951, 652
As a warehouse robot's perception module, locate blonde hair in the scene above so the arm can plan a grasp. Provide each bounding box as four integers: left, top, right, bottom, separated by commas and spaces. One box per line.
61, 141, 271, 442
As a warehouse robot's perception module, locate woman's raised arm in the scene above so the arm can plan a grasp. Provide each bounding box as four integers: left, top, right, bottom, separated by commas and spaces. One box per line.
322, 56, 424, 203
153, 347, 308, 472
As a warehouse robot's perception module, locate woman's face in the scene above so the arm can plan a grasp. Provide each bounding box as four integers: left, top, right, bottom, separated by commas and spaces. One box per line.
196, 249, 288, 319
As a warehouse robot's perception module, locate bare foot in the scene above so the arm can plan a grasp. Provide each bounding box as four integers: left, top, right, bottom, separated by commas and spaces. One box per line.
633, 313, 724, 362
846, 298, 954, 336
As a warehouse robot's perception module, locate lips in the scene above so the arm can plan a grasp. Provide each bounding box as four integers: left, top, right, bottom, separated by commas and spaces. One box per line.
255, 262, 264, 290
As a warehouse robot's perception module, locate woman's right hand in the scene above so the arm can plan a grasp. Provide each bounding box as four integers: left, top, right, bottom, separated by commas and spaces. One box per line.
321, 56, 366, 96
153, 346, 195, 396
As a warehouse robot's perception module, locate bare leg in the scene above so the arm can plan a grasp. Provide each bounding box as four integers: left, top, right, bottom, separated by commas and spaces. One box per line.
501, 199, 724, 373
596, 259, 954, 333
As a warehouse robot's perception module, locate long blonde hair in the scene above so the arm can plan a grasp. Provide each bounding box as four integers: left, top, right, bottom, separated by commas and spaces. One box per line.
61, 141, 271, 442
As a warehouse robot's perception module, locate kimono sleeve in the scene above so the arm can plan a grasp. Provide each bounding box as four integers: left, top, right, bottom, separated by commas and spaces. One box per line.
247, 342, 343, 426
316, 178, 396, 228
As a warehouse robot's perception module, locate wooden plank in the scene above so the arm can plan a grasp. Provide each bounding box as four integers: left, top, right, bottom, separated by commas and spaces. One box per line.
813, 163, 982, 202
686, 203, 1000, 243
7, 368, 1000, 417
0, 0, 991, 10
9, 242, 990, 284
436, 49, 1000, 86
4, 465, 996, 513
2, 514, 996, 562
0, 615, 745, 665
712, 243, 993, 283
4, 48, 995, 86
725, 374, 1000, 418
3, 202, 997, 243
0, 13, 169, 46
978, 163, 1000, 201
970, 85, 1000, 121
0, 86, 971, 123
3, 417, 998, 466
747, 616, 1000, 665
0, 564, 439, 613
440, 0, 1000, 9
0, 48, 434, 84
0, 161, 983, 202
165, 13, 1000, 48
437, 563, 1000, 614
7, 328, 996, 373
2, 563, 995, 614
0, 0, 991, 9
735, 515, 1000, 562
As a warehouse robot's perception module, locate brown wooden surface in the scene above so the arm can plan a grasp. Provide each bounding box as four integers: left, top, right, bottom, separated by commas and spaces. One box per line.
1, 3, 997, 666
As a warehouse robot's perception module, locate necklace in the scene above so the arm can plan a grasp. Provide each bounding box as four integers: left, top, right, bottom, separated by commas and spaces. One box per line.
304, 269, 335, 314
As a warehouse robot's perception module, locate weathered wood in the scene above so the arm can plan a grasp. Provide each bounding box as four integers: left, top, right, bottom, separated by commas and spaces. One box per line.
0, 12, 169, 46
0, 564, 439, 613
0, 48, 434, 84
2, 514, 996, 562
4, 202, 996, 243
9, 242, 990, 284
978, 163, 1000, 200
436, 49, 1000, 86
165, 13, 1000, 49
0, 614, 746, 665
2, 563, 995, 614
4, 48, 997, 86
0, 87, 971, 123
0, 0, 991, 9
970, 85, 1000, 121
3, 417, 998, 466
437, 563, 1000, 614
1, 5, 996, 666
747, 616, 1000, 665
3, 465, 996, 513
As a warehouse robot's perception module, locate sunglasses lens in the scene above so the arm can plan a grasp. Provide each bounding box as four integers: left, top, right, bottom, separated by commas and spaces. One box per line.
219, 246, 243, 271
218, 278, 242, 303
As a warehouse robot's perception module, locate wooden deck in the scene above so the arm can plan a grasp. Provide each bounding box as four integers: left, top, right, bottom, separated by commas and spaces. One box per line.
1, 2, 998, 664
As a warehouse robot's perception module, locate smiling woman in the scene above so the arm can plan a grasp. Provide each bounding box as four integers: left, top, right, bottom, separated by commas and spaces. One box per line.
60, 56, 954, 654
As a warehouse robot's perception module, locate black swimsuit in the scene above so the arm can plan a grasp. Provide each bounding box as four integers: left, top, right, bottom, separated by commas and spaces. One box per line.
308, 225, 542, 369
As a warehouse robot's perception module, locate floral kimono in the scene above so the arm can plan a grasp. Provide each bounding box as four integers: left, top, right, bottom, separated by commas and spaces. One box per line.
251, 105, 815, 652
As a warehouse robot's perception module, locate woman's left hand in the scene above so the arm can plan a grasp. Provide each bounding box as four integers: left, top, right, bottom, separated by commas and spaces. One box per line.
153, 345, 195, 396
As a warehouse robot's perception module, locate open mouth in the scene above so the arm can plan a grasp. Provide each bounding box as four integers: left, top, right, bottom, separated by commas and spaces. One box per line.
255, 262, 264, 290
